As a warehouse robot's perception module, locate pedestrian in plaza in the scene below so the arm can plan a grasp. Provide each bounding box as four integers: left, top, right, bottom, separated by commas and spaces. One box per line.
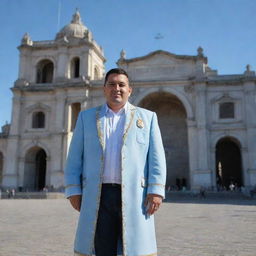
65, 68, 166, 256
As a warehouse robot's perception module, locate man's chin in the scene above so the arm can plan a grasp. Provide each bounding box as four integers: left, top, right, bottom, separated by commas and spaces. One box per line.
108, 100, 126, 108
111, 99, 123, 104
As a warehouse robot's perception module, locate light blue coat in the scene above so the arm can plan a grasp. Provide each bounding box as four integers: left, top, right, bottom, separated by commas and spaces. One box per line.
65, 103, 166, 256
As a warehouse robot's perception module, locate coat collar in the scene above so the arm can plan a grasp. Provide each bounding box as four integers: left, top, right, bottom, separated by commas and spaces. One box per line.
96, 102, 136, 151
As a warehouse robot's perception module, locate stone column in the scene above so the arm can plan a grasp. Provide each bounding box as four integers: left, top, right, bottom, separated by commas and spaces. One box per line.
49, 90, 67, 189
2, 137, 19, 188
55, 90, 66, 131
10, 90, 22, 135
80, 50, 89, 78
209, 146, 217, 190
55, 47, 68, 80
187, 118, 198, 189
17, 157, 25, 188
244, 81, 256, 186
18, 49, 28, 80
192, 83, 211, 189
2, 91, 22, 188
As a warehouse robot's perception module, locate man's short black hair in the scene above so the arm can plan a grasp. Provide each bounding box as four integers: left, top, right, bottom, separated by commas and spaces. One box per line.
104, 68, 129, 85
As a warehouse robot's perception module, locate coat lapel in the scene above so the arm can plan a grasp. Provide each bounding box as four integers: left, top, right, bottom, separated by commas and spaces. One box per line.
123, 102, 136, 142
96, 105, 105, 151
96, 102, 136, 149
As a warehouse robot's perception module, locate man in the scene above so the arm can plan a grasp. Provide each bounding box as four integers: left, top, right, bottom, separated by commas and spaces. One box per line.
65, 68, 166, 256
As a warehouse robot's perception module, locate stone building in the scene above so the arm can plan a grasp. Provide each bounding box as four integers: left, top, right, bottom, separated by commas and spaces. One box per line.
0, 10, 256, 191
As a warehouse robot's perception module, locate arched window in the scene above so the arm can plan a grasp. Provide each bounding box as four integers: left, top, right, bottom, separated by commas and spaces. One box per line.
94, 66, 100, 80
219, 102, 235, 119
71, 57, 80, 78
0, 152, 3, 184
36, 59, 54, 83
32, 111, 45, 128
71, 103, 81, 131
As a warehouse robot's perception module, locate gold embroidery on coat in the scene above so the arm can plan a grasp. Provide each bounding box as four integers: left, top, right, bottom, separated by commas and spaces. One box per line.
96, 106, 104, 150
121, 105, 136, 256
89, 106, 105, 254
74, 251, 156, 256
65, 184, 80, 189
148, 183, 165, 187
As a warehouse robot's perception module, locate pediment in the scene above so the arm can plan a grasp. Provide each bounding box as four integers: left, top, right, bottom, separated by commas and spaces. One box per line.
211, 93, 239, 104
118, 50, 207, 81
25, 103, 51, 113
122, 51, 196, 65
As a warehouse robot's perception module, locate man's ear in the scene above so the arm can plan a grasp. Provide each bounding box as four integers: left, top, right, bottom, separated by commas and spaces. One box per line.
129, 87, 133, 96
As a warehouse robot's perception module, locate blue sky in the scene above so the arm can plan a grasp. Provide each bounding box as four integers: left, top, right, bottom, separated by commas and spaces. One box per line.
0, 0, 255, 127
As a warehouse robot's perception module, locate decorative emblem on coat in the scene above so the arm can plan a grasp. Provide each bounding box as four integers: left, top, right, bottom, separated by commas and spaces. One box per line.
136, 119, 144, 129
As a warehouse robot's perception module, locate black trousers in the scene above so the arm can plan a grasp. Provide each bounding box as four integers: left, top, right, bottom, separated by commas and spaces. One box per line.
94, 184, 122, 256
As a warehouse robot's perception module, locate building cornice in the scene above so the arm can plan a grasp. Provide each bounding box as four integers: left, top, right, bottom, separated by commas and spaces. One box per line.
117, 49, 207, 64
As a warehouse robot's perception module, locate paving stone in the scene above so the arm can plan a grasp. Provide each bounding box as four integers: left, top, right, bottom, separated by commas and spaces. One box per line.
0, 198, 255, 256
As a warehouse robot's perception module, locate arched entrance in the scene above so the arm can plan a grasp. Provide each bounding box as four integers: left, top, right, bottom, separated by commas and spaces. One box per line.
139, 92, 190, 189
24, 147, 47, 191
215, 137, 243, 190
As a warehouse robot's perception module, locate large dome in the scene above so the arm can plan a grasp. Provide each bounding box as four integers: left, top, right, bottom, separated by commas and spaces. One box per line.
55, 10, 88, 40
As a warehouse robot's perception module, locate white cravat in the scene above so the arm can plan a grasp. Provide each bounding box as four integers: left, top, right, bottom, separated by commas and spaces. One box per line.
102, 103, 127, 184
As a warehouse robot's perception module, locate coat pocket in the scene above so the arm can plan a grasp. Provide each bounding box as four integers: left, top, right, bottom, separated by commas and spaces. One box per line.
136, 130, 146, 144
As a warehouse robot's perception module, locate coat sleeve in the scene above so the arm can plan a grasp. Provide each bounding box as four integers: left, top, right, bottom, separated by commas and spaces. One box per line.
147, 112, 166, 198
64, 112, 84, 198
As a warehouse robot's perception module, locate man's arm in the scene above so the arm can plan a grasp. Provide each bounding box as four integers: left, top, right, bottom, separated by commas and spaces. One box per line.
64, 112, 84, 210
145, 112, 166, 215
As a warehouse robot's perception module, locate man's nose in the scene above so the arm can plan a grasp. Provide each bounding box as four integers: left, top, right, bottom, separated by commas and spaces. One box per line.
113, 84, 120, 90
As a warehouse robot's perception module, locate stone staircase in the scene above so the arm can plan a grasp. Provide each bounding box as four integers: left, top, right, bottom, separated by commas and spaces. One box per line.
0, 191, 65, 199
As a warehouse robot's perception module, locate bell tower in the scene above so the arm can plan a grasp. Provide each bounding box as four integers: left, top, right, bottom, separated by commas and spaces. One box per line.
16, 10, 105, 87
2, 10, 106, 190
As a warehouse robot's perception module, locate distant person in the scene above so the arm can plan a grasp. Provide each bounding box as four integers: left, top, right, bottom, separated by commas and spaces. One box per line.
229, 182, 235, 191
11, 188, 16, 198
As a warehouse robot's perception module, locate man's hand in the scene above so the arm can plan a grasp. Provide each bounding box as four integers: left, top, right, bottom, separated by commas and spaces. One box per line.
68, 195, 82, 212
144, 194, 163, 215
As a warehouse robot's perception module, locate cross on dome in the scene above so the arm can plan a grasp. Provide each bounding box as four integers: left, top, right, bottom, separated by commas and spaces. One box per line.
71, 9, 82, 25
55, 9, 89, 40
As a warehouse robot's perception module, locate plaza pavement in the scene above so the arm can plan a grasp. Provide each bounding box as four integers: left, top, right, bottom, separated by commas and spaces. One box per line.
0, 197, 256, 256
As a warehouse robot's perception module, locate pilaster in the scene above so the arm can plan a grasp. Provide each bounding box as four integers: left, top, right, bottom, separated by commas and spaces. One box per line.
56, 47, 68, 80
193, 82, 211, 188
80, 50, 89, 78
244, 81, 256, 186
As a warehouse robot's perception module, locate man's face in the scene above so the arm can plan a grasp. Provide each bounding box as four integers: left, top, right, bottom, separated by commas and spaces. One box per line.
104, 73, 132, 110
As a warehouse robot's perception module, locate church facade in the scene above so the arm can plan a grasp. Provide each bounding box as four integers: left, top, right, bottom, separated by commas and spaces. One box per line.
0, 11, 256, 191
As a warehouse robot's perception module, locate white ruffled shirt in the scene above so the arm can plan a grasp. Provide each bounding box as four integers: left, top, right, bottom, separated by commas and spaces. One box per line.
102, 103, 127, 184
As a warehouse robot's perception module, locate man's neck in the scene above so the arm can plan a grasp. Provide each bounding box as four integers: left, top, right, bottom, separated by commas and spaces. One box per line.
107, 103, 126, 113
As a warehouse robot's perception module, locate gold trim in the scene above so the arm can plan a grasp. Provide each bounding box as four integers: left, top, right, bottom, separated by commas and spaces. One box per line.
74, 250, 157, 256
74, 251, 91, 256
121, 104, 136, 256
122, 106, 135, 142
148, 183, 165, 187
96, 106, 104, 150
65, 184, 80, 189
88, 106, 105, 254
